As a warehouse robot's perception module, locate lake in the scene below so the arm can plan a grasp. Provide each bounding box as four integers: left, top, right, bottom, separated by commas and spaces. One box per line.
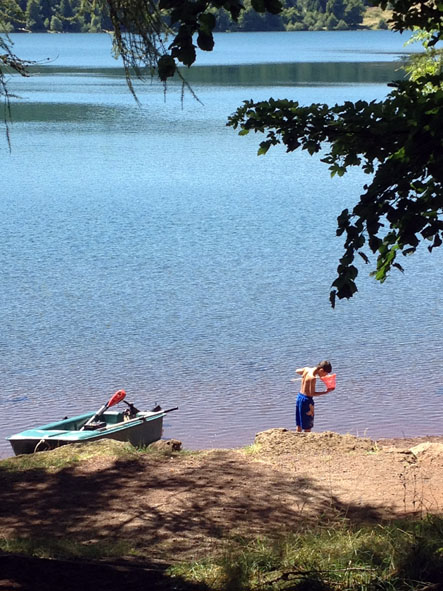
1, 31, 442, 457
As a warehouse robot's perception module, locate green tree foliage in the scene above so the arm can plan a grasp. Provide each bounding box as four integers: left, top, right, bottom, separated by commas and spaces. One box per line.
25, 0, 45, 31
0, 0, 367, 33
229, 82, 443, 305
227, 1, 443, 304
238, 0, 284, 30
0, 0, 112, 31
39, 0, 53, 21
283, 0, 364, 30
50, 13, 62, 30
345, 0, 364, 27
404, 30, 443, 90
0, 0, 23, 32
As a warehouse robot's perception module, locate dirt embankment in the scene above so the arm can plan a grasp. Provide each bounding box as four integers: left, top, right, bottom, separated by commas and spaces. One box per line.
1, 430, 443, 590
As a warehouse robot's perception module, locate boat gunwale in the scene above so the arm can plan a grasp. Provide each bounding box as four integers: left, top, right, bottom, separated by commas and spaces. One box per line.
6, 409, 166, 442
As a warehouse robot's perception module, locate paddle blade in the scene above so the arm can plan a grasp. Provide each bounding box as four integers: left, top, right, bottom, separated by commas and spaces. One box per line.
107, 389, 126, 408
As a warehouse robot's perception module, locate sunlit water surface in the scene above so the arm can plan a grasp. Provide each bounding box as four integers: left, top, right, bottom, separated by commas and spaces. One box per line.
1, 31, 442, 457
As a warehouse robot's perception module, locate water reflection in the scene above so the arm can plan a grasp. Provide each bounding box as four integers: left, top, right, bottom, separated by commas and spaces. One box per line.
179, 61, 407, 85
24, 60, 407, 86
9, 102, 121, 123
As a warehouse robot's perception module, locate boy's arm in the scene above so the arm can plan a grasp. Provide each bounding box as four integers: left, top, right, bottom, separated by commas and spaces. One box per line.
311, 387, 335, 397
295, 367, 306, 375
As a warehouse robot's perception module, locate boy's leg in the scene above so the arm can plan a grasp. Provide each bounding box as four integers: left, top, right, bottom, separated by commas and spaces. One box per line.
305, 401, 314, 432
295, 397, 301, 431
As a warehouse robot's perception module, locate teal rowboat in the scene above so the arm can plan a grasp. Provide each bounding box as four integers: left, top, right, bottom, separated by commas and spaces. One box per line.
7, 398, 178, 455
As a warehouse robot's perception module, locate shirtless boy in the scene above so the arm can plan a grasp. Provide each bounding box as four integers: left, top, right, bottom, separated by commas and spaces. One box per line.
295, 360, 334, 432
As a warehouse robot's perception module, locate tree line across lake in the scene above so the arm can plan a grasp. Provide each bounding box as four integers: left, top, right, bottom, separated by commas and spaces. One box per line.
2, 0, 387, 34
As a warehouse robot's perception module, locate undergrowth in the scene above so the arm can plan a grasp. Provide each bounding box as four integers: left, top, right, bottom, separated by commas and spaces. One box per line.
168, 515, 443, 590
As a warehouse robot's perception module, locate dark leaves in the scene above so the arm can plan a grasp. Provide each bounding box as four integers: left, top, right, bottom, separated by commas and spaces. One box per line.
264, 0, 284, 14
157, 54, 176, 81
156, 0, 283, 77
251, 0, 283, 13
372, 0, 443, 42
199, 12, 216, 32
197, 31, 214, 51
170, 26, 196, 67
251, 0, 266, 11
228, 74, 443, 304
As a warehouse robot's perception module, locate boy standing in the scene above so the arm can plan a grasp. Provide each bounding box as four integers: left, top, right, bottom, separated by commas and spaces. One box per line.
295, 360, 334, 432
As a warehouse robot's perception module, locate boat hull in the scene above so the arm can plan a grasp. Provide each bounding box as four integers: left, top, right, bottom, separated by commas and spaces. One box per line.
7, 410, 165, 456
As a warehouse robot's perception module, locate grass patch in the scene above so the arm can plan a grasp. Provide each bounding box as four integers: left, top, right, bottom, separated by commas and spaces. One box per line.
168, 515, 443, 590
0, 439, 198, 474
0, 535, 137, 561
241, 443, 263, 455
0, 440, 132, 473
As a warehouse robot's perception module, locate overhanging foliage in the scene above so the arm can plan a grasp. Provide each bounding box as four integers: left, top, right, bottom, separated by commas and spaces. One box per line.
228, 78, 443, 305
1, 0, 442, 304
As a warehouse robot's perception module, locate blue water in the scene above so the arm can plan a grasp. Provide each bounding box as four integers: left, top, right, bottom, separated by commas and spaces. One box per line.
1, 31, 442, 456
9, 30, 421, 67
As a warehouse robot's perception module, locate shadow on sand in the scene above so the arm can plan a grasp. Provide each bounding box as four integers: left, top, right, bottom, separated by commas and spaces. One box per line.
0, 447, 412, 589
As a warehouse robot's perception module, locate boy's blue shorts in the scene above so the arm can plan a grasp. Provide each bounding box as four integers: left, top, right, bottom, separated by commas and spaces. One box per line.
296, 393, 315, 430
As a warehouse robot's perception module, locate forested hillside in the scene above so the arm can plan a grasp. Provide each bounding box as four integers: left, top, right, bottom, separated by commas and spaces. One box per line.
1, 0, 388, 34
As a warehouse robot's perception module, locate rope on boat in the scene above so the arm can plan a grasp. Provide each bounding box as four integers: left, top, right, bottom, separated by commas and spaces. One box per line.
34, 439, 49, 453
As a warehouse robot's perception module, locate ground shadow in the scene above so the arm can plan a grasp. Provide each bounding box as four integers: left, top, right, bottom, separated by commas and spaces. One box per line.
0, 553, 209, 591
0, 448, 421, 589
0, 450, 399, 543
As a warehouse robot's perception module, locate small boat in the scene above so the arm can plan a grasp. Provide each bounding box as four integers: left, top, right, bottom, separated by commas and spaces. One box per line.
6, 389, 178, 456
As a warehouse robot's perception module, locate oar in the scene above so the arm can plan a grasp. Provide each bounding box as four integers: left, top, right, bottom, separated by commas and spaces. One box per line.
81, 389, 126, 430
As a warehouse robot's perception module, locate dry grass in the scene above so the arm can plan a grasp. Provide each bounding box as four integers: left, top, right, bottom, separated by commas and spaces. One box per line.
362, 6, 393, 29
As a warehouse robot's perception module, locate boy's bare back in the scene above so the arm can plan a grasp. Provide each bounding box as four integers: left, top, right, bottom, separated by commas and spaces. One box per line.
296, 366, 317, 396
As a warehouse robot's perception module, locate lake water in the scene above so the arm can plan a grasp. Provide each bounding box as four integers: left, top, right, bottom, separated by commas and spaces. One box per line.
1, 31, 442, 457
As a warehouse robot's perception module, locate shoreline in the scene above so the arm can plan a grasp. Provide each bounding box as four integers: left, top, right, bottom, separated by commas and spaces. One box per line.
2, 430, 443, 460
